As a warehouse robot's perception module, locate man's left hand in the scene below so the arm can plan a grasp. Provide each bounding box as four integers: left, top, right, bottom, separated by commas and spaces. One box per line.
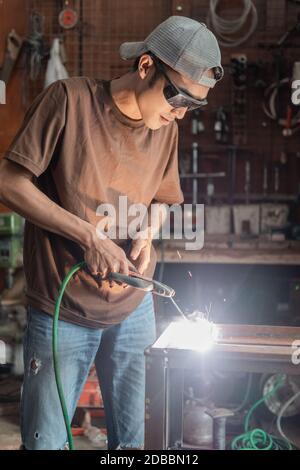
129, 231, 152, 275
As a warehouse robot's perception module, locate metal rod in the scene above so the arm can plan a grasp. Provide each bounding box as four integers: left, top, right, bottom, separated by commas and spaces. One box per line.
169, 297, 189, 322
192, 142, 199, 205
180, 172, 226, 179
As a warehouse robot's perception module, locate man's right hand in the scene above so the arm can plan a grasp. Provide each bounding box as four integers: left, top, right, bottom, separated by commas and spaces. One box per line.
84, 235, 130, 280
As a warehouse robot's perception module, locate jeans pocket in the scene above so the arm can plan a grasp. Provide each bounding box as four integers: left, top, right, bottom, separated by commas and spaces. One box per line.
26, 305, 53, 344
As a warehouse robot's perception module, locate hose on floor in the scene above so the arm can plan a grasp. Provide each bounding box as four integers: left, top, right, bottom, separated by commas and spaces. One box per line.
231, 375, 293, 450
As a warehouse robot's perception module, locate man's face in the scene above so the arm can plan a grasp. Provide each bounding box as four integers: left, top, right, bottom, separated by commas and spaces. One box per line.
136, 55, 211, 130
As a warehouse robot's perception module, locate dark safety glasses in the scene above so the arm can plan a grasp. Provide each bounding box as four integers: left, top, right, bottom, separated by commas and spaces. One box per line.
153, 57, 208, 111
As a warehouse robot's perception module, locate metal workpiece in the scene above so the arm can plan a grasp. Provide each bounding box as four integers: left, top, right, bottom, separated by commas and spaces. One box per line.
144, 349, 184, 451
144, 353, 168, 450
205, 408, 235, 450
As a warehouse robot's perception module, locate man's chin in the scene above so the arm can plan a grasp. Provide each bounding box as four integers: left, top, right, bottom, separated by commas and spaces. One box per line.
145, 121, 163, 131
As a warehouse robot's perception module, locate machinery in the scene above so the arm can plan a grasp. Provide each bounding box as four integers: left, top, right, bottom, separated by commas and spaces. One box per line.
0, 212, 23, 283
144, 323, 300, 451
0, 212, 25, 376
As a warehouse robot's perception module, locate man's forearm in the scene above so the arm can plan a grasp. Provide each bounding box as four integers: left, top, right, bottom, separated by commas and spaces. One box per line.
0, 165, 94, 250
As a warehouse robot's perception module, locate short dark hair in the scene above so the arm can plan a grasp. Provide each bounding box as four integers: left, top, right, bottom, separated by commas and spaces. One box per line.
131, 52, 162, 88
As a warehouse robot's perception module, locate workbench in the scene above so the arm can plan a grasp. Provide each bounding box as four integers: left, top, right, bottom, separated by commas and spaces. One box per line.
155, 237, 300, 266
144, 323, 300, 450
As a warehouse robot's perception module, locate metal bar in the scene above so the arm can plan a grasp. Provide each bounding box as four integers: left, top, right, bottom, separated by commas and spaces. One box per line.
228, 146, 237, 206
144, 352, 167, 450
180, 172, 226, 179
192, 142, 198, 205
167, 367, 184, 449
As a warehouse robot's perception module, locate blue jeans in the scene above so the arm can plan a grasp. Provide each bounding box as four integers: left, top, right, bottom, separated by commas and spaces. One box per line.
21, 293, 156, 450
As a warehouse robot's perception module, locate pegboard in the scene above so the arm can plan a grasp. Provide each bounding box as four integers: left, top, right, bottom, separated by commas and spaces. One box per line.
25, 0, 300, 207
27, 0, 172, 94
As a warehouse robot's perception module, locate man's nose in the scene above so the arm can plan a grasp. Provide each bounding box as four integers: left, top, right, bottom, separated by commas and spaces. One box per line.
171, 107, 188, 119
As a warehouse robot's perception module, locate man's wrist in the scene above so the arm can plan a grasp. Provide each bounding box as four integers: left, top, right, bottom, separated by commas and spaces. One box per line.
78, 221, 98, 250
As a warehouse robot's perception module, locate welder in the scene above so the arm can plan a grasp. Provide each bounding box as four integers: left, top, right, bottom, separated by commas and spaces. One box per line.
0, 16, 223, 449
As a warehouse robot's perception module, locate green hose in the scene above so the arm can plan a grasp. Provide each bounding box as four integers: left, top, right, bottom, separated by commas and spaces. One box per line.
53, 261, 85, 451
231, 375, 293, 450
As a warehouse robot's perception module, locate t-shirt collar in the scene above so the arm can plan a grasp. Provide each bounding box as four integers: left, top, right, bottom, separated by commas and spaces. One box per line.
101, 79, 145, 129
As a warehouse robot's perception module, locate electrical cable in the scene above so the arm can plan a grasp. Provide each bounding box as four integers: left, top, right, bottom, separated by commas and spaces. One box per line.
276, 389, 300, 448
263, 78, 300, 135
207, 0, 258, 48
231, 375, 294, 450
229, 373, 253, 413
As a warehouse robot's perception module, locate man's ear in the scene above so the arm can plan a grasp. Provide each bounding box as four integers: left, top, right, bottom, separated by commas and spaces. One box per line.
138, 54, 154, 79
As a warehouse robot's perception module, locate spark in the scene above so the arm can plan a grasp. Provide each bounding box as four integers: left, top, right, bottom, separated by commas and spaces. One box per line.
167, 318, 219, 352
204, 302, 212, 320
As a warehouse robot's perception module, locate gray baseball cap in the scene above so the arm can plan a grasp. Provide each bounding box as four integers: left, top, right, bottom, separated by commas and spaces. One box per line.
120, 16, 224, 88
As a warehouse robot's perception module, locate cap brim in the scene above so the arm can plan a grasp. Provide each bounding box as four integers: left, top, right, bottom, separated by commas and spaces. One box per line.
119, 41, 147, 60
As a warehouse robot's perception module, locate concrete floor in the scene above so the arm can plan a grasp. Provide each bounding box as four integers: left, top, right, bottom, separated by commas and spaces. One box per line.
0, 376, 299, 451
0, 409, 107, 450
0, 376, 106, 450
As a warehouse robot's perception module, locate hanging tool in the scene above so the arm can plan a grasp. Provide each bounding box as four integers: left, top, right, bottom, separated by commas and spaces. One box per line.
230, 54, 248, 145
206, 178, 215, 205
191, 109, 205, 135
263, 163, 268, 196
262, 15, 300, 135
214, 106, 230, 143
44, 38, 69, 88
58, 1, 79, 30
192, 142, 199, 205
274, 165, 280, 193
263, 77, 300, 136
0, 30, 23, 84
24, 12, 49, 80
277, 13, 300, 47
207, 0, 258, 48
244, 160, 251, 204
228, 146, 237, 205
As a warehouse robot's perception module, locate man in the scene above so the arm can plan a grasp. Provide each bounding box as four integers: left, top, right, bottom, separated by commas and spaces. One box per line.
0, 16, 223, 449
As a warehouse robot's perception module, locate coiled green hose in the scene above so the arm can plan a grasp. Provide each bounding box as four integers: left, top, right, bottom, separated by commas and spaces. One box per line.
231, 375, 293, 450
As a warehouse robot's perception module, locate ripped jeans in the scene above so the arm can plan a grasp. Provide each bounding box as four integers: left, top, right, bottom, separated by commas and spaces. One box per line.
21, 293, 156, 450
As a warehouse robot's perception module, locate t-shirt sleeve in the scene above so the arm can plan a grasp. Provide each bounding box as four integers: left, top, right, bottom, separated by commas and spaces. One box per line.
153, 123, 184, 205
3, 80, 67, 177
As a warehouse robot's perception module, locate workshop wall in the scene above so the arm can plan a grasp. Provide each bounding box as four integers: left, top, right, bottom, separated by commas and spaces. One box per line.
2, 0, 300, 210
26, 0, 173, 100
0, 0, 28, 213
1, 1, 300, 322
178, 0, 300, 204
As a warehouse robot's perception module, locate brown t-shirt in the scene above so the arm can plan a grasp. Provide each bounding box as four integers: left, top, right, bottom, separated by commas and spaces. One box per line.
4, 76, 184, 329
